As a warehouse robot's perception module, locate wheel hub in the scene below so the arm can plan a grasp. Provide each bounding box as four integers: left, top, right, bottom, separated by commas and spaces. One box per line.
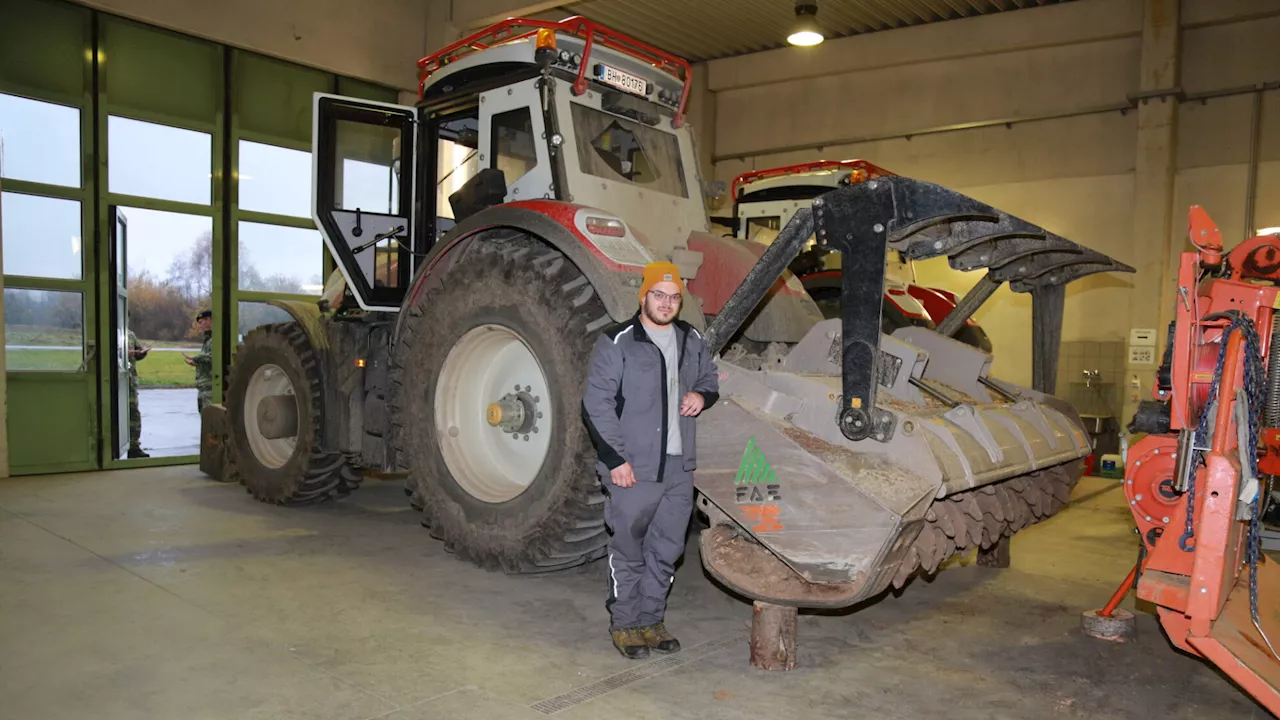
435, 325, 553, 503
486, 391, 540, 435
243, 363, 298, 469
256, 394, 299, 439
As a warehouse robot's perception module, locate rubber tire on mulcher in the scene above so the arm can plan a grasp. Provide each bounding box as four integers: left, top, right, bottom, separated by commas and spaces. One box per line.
390, 232, 611, 574
225, 322, 362, 504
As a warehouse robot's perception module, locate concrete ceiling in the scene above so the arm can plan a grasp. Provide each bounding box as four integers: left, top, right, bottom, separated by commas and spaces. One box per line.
528, 0, 1078, 62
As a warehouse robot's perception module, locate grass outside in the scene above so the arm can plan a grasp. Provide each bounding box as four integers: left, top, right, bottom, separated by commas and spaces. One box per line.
6, 348, 197, 387
135, 350, 196, 388
6, 349, 83, 372
6, 325, 199, 387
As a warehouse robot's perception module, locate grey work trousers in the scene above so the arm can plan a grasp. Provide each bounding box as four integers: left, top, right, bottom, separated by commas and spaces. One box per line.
603, 457, 694, 631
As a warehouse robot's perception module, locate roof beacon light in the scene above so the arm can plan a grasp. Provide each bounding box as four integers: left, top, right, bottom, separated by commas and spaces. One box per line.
787, 1, 824, 47
534, 27, 557, 69
535, 28, 557, 51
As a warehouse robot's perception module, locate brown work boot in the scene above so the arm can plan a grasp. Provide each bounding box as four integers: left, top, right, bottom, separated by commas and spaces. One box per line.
610, 628, 650, 660
638, 623, 681, 654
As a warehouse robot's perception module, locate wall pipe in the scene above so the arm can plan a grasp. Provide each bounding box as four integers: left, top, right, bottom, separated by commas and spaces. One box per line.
1244, 89, 1263, 241
713, 80, 1280, 164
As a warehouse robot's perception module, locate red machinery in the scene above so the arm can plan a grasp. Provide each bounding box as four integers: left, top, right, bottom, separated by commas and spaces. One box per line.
1089, 206, 1279, 714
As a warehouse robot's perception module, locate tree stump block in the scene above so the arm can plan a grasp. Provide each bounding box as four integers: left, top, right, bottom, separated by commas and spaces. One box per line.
977, 537, 1011, 568
750, 601, 798, 671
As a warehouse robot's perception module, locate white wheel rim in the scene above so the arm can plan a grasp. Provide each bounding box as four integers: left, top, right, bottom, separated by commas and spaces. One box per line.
436, 324, 553, 503
243, 363, 298, 470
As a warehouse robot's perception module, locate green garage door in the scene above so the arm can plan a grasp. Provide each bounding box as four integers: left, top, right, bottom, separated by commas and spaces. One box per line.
0, 0, 99, 474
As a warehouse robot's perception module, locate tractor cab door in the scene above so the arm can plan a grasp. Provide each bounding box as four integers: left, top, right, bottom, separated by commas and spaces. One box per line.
312, 94, 417, 311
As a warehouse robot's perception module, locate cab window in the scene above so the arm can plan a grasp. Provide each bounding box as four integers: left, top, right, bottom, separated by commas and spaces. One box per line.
570, 103, 687, 198
434, 111, 480, 238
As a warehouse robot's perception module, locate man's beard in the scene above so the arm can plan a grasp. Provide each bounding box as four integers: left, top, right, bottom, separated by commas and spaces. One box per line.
642, 300, 676, 327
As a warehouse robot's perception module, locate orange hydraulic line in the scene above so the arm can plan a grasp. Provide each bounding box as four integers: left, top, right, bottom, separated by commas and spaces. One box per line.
1211, 331, 1245, 454
1099, 563, 1139, 618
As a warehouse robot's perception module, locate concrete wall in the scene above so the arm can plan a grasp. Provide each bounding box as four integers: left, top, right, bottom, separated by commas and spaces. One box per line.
702, 0, 1280, 415
72, 0, 430, 90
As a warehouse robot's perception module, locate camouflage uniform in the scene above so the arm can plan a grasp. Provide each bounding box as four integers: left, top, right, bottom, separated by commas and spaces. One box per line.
127, 330, 143, 448
194, 330, 214, 412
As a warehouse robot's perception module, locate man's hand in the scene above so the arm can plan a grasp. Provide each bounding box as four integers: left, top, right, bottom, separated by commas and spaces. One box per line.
610, 462, 637, 488
680, 392, 705, 417
182, 354, 195, 367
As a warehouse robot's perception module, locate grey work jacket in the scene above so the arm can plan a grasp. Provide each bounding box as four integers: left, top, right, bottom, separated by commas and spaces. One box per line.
581, 313, 720, 482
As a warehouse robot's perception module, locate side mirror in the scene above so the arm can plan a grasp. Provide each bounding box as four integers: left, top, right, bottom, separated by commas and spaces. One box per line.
449, 167, 508, 222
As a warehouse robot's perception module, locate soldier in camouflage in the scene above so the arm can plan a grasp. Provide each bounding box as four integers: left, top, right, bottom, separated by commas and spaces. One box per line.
127, 328, 150, 458
184, 310, 214, 412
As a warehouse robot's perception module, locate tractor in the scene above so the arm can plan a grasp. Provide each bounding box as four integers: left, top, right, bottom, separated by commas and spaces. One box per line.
718, 159, 993, 352
203, 15, 1134, 624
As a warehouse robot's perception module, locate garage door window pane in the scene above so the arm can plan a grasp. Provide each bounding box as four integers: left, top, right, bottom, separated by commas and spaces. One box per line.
0, 94, 81, 188
239, 141, 311, 218
4, 288, 83, 372
1, 192, 82, 280
238, 222, 324, 294
109, 116, 211, 205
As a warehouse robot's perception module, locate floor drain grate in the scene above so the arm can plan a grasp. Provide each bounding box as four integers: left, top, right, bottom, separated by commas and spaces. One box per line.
529, 634, 743, 715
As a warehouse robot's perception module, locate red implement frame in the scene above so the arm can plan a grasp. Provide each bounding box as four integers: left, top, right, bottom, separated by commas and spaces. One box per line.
416, 16, 693, 127
1106, 207, 1280, 715
730, 160, 895, 199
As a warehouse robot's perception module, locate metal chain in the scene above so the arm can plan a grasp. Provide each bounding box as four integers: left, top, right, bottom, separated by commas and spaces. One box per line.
1180, 314, 1265, 551
1176, 313, 1272, 649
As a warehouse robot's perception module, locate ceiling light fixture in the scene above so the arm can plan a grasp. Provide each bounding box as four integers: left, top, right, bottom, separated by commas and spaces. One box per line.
787, 1, 824, 47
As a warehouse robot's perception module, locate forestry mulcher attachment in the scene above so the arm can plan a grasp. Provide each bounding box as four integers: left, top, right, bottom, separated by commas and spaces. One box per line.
201, 17, 1132, 654
695, 175, 1130, 666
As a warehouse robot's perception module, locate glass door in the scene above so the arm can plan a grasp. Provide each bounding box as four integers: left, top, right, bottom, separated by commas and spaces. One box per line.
109, 207, 130, 458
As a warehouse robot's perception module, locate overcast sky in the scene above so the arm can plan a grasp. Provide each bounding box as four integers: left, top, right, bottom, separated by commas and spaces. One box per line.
0, 93, 342, 294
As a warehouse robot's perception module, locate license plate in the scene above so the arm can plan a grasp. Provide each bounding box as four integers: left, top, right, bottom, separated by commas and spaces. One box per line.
595, 64, 648, 97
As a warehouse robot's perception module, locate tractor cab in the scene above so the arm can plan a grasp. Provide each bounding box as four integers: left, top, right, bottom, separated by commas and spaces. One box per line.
728, 160, 908, 279
725, 160, 993, 351
310, 17, 708, 313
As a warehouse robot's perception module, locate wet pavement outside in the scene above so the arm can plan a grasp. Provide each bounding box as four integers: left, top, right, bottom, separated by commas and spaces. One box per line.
137, 388, 201, 458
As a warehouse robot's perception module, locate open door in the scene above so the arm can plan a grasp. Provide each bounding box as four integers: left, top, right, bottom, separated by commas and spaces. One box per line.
312, 94, 417, 312
109, 207, 129, 459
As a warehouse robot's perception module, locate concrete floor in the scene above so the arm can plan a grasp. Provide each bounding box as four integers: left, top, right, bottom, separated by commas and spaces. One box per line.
0, 469, 1275, 720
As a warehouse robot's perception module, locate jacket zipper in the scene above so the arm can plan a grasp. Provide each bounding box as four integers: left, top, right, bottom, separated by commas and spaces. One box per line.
657, 347, 668, 483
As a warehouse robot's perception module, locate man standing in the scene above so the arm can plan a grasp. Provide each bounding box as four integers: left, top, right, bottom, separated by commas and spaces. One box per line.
582, 261, 719, 659
126, 328, 150, 458
183, 310, 213, 412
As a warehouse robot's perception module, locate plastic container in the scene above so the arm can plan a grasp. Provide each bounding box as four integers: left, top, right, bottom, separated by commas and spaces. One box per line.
1099, 453, 1124, 479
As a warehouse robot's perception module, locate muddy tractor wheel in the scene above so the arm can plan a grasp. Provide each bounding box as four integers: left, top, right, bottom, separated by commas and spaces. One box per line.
390, 233, 612, 573
225, 322, 361, 504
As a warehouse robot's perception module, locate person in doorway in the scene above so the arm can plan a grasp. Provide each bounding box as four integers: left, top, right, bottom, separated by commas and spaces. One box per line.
127, 328, 151, 458
582, 261, 720, 660
183, 310, 213, 412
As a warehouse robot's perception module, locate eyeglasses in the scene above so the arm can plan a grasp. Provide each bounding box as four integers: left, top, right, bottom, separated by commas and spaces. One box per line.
648, 289, 683, 305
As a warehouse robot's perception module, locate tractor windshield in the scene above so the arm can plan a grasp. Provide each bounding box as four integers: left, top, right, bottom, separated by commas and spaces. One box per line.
570, 104, 688, 199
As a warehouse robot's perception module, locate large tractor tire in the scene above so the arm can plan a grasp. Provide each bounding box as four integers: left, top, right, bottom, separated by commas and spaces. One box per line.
390, 233, 612, 573
225, 322, 362, 504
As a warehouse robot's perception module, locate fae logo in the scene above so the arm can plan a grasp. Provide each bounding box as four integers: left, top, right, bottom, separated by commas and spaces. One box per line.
734, 438, 782, 505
